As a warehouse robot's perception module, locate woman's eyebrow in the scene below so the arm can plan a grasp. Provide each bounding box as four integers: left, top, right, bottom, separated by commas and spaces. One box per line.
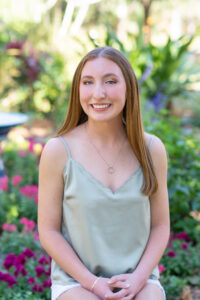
81, 73, 119, 79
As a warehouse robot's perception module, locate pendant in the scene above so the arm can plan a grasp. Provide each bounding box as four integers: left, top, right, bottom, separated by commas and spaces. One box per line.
108, 166, 114, 174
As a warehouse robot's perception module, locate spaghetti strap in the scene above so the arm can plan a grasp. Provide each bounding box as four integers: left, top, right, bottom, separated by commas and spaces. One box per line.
148, 135, 154, 150
59, 136, 71, 157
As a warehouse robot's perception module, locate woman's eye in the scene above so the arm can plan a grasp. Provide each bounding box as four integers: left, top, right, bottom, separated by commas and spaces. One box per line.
106, 80, 117, 84
83, 81, 93, 85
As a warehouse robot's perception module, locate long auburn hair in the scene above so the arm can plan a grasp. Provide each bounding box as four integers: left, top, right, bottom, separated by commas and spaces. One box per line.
57, 47, 158, 195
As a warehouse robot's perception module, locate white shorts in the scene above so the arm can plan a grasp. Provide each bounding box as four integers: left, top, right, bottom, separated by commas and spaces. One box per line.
51, 279, 166, 300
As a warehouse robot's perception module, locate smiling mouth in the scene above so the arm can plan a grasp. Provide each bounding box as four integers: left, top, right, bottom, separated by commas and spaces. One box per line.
91, 104, 111, 109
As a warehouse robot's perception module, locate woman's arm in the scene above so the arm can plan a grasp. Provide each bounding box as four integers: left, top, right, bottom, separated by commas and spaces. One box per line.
38, 138, 97, 290
106, 135, 170, 299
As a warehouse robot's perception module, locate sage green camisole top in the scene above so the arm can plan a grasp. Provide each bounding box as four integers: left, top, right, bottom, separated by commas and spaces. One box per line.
51, 136, 159, 285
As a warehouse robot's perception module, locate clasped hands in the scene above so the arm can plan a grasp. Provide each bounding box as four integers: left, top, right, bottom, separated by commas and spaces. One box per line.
92, 272, 145, 300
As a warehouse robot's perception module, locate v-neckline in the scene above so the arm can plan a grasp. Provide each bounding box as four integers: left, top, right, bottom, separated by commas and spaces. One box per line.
64, 157, 142, 195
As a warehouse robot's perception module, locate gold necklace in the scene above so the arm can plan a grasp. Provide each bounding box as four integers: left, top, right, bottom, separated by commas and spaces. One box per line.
85, 123, 125, 174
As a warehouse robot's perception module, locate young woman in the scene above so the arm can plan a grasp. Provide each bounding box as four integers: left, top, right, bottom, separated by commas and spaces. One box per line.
38, 46, 170, 300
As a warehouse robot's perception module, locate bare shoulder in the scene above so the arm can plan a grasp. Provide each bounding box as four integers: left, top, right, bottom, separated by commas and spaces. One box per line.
39, 137, 68, 172
144, 132, 167, 166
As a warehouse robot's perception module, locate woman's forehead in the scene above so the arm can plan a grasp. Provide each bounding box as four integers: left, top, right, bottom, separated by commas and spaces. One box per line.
81, 57, 124, 77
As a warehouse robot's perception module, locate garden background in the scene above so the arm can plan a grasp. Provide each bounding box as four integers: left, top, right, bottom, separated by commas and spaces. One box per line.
0, 0, 200, 299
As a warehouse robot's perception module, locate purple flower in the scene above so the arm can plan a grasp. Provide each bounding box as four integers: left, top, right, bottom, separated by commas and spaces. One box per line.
14, 253, 26, 266
3, 253, 16, 269
174, 232, 190, 242
23, 248, 35, 258
28, 277, 35, 284
35, 266, 45, 277
181, 243, 188, 250
151, 91, 167, 112
139, 64, 153, 85
0, 272, 17, 287
38, 256, 49, 265
167, 250, 176, 257
43, 278, 52, 287
32, 284, 39, 291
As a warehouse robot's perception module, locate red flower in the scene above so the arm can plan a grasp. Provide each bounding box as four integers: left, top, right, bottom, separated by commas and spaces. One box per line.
167, 250, 176, 257
35, 266, 45, 277
181, 243, 188, 250
38, 256, 49, 265
20, 217, 36, 233
3, 254, 16, 269
23, 248, 35, 258
12, 174, 22, 187
18, 150, 26, 157
20, 186, 38, 203
0, 176, 9, 191
43, 279, 52, 287
28, 277, 35, 284
6, 41, 24, 51
158, 265, 165, 274
2, 223, 17, 232
174, 232, 190, 242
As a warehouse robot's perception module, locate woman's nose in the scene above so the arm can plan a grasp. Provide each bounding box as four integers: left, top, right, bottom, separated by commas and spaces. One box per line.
93, 83, 106, 99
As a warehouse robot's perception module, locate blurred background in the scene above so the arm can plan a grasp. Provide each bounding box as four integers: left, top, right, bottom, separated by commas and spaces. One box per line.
0, 1, 200, 299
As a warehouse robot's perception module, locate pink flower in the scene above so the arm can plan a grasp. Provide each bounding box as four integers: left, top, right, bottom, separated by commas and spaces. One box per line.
43, 279, 52, 287
38, 285, 44, 292
23, 248, 35, 258
0, 176, 9, 191
158, 265, 165, 274
28, 139, 34, 153
0, 147, 2, 155
38, 256, 49, 265
35, 266, 45, 277
18, 150, 26, 157
3, 254, 16, 270
45, 266, 51, 276
167, 250, 176, 257
2, 223, 17, 232
174, 232, 190, 242
20, 217, 35, 233
6, 41, 24, 51
32, 283, 39, 291
32, 283, 44, 292
20, 185, 38, 203
0, 272, 17, 287
181, 243, 188, 250
33, 231, 40, 241
14, 254, 26, 266
12, 174, 22, 187
28, 277, 35, 284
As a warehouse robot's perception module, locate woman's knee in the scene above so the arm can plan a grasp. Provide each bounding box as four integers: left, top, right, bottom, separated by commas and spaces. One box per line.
134, 282, 165, 300
58, 286, 101, 300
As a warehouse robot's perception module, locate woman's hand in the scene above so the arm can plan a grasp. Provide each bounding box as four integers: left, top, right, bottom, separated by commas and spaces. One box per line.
92, 277, 130, 300
104, 272, 146, 300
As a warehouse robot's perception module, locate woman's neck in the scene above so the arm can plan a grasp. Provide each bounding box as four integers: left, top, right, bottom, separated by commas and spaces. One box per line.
85, 119, 126, 147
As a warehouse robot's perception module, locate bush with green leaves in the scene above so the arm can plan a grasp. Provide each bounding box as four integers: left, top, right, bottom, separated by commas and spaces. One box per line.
144, 111, 200, 243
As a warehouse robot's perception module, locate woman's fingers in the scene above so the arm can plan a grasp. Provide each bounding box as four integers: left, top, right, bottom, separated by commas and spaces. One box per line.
108, 275, 125, 284
105, 288, 128, 300
108, 280, 130, 289
120, 295, 133, 300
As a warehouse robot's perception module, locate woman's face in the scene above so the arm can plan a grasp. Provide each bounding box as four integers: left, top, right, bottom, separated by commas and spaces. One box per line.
79, 57, 126, 123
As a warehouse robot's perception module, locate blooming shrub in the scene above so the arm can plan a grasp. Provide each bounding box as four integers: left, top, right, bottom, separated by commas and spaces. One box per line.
160, 231, 200, 299
0, 248, 51, 299
0, 128, 200, 299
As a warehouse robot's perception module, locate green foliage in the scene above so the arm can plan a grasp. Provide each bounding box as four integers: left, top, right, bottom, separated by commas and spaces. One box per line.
162, 275, 186, 300
0, 289, 45, 300
2, 145, 38, 185
0, 231, 41, 255
145, 111, 200, 241
160, 238, 200, 299
0, 190, 38, 228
